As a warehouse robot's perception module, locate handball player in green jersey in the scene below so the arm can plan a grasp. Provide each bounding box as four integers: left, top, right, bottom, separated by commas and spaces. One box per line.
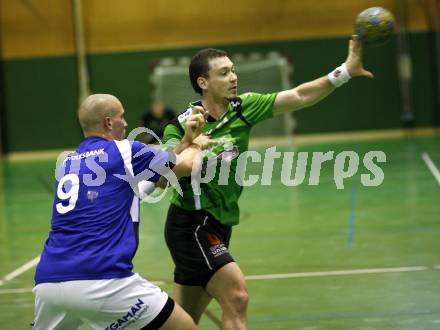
162, 35, 373, 329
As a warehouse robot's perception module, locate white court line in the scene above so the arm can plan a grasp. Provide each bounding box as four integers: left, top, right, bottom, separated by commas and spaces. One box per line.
0, 255, 165, 288
422, 152, 440, 185
0, 256, 40, 287
244, 266, 430, 281
0, 288, 33, 294
0, 260, 438, 294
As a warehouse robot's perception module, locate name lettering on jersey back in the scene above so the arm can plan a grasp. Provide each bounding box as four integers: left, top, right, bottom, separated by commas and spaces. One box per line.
57, 148, 109, 187
55, 140, 181, 203
64, 148, 105, 163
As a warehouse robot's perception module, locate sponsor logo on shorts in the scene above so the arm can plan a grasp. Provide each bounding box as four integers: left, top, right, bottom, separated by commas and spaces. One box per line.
207, 233, 228, 257
104, 298, 148, 330
210, 244, 228, 257
207, 233, 221, 245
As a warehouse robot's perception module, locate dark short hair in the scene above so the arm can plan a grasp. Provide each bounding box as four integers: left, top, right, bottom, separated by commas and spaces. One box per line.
189, 48, 229, 94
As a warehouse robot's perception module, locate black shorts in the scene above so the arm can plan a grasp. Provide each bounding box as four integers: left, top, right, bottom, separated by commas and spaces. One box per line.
165, 204, 234, 287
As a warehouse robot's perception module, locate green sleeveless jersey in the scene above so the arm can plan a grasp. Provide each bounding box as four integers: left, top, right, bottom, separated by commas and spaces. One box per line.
162, 92, 277, 226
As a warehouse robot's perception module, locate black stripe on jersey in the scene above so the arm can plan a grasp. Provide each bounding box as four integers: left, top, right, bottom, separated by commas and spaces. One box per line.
230, 97, 251, 127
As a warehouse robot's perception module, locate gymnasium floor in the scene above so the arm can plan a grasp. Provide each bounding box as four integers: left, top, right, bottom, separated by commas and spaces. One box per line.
0, 131, 439, 329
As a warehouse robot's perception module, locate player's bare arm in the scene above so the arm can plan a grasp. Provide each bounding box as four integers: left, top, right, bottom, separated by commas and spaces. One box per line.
273, 35, 373, 115
155, 135, 215, 188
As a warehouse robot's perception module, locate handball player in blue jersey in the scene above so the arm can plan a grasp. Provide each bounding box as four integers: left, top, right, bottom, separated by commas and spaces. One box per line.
33, 94, 204, 330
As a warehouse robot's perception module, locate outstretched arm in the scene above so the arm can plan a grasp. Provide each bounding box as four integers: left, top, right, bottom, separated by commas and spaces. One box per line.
273, 35, 373, 116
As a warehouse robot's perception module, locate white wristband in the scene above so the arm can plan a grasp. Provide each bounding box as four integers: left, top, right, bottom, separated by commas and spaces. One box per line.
327, 63, 351, 87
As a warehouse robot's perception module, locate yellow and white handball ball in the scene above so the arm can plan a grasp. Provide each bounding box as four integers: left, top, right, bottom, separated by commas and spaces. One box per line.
355, 7, 395, 46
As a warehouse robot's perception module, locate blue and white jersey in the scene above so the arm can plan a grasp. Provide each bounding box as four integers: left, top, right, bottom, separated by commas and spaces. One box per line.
35, 136, 174, 285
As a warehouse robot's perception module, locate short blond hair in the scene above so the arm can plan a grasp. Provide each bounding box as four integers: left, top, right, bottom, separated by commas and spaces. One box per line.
78, 94, 120, 133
